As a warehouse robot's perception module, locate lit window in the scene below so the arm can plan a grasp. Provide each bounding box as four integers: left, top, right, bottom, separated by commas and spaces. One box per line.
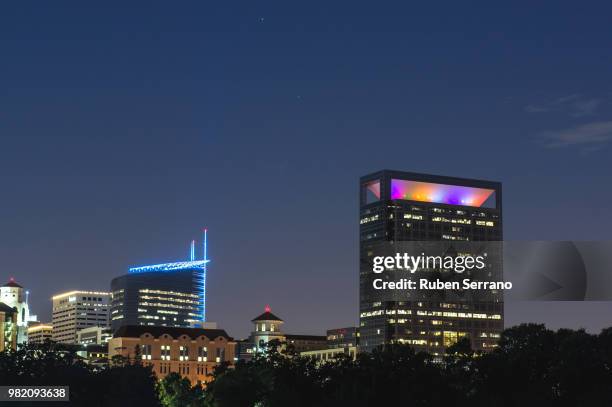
197, 346, 207, 362
179, 346, 189, 361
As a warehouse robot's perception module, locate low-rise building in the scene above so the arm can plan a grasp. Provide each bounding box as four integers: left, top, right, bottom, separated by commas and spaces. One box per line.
76, 344, 108, 368
77, 326, 112, 345
285, 334, 327, 353
27, 323, 53, 344
326, 327, 359, 348
301, 346, 358, 362
240, 306, 327, 360
108, 325, 236, 386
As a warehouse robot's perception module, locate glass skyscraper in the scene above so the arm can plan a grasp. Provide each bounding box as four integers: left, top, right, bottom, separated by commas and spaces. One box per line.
110, 234, 208, 332
359, 170, 503, 354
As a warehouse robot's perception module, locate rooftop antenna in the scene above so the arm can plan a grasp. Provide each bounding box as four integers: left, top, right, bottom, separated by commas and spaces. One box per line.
190, 240, 196, 261
202, 228, 208, 322
203, 228, 208, 261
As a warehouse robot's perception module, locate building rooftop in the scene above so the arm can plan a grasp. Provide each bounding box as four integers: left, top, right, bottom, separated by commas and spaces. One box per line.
51, 290, 110, 300
27, 323, 53, 332
252, 305, 283, 322
113, 325, 233, 341
2, 278, 22, 288
128, 259, 209, 274
0, 302, 17, 314
285, 334, 327, 341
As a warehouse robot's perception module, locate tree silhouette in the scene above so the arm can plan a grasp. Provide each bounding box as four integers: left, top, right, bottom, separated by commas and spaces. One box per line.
2, 325, 612, 406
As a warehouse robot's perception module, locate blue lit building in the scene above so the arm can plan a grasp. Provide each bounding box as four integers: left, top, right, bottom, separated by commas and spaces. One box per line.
110, 232, 209, 332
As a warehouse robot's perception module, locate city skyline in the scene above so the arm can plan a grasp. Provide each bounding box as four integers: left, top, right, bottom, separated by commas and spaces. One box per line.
2, 2, 612, 339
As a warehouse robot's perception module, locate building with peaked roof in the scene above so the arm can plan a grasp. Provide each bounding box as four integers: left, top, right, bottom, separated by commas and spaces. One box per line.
251, 305, 285, 352
239, 306, 327, 360
108, 325, 236, 386
1, 278, 37, 344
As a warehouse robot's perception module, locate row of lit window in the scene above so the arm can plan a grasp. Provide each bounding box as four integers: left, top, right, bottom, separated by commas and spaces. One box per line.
255, 323, 278, 332
432, 217, 472, 224
362, 310, 501, 320
142, 345, 224, 363
441, 234, 469, 241
139, 296, 200, 305
139, 289, 199, 298
138, 302, 198, 309
360, 214, 380, 224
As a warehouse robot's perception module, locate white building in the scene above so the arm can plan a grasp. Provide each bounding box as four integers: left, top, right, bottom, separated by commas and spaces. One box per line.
0, 279, 37, 344
52, 290, 110, 344
250, 305, 285, 353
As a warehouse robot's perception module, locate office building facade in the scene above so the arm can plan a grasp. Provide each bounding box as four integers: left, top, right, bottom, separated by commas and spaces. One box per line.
77, 326, 113, 345
51, 291, 110, 344
110, 263, 206, 331
110, 234, 208, 331
359, 170, 503, 354
27, 323, 53, 344
327, 327, 359, 349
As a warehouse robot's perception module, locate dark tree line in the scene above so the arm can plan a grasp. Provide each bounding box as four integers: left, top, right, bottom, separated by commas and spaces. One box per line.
204, 324, 612, 407
1, 324, 612, 406
0, 341, 159, 407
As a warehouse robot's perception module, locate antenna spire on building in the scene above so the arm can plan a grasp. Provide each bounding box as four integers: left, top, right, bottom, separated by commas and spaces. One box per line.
203, 228, 208, 261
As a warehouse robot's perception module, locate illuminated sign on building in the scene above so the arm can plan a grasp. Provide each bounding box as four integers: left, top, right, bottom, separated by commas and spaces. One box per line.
390, 179, 496, 208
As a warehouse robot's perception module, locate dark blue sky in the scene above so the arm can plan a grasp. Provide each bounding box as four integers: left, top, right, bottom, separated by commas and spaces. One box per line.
1, 2, 611, 338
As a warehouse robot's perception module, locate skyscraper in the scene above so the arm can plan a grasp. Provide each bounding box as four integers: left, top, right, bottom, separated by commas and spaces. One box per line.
110, 232, 208, 331
51, 291, 110, 344
359, 170, 503, 354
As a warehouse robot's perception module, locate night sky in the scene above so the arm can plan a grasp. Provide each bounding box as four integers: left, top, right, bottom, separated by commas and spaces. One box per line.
1, 2, 611, 338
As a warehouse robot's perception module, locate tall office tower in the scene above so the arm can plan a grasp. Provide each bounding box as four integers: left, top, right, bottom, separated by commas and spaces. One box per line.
1, 278, 37, 344
110, 232, 208, 332
51, 291, 110, 344
359, 170, 503, 354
